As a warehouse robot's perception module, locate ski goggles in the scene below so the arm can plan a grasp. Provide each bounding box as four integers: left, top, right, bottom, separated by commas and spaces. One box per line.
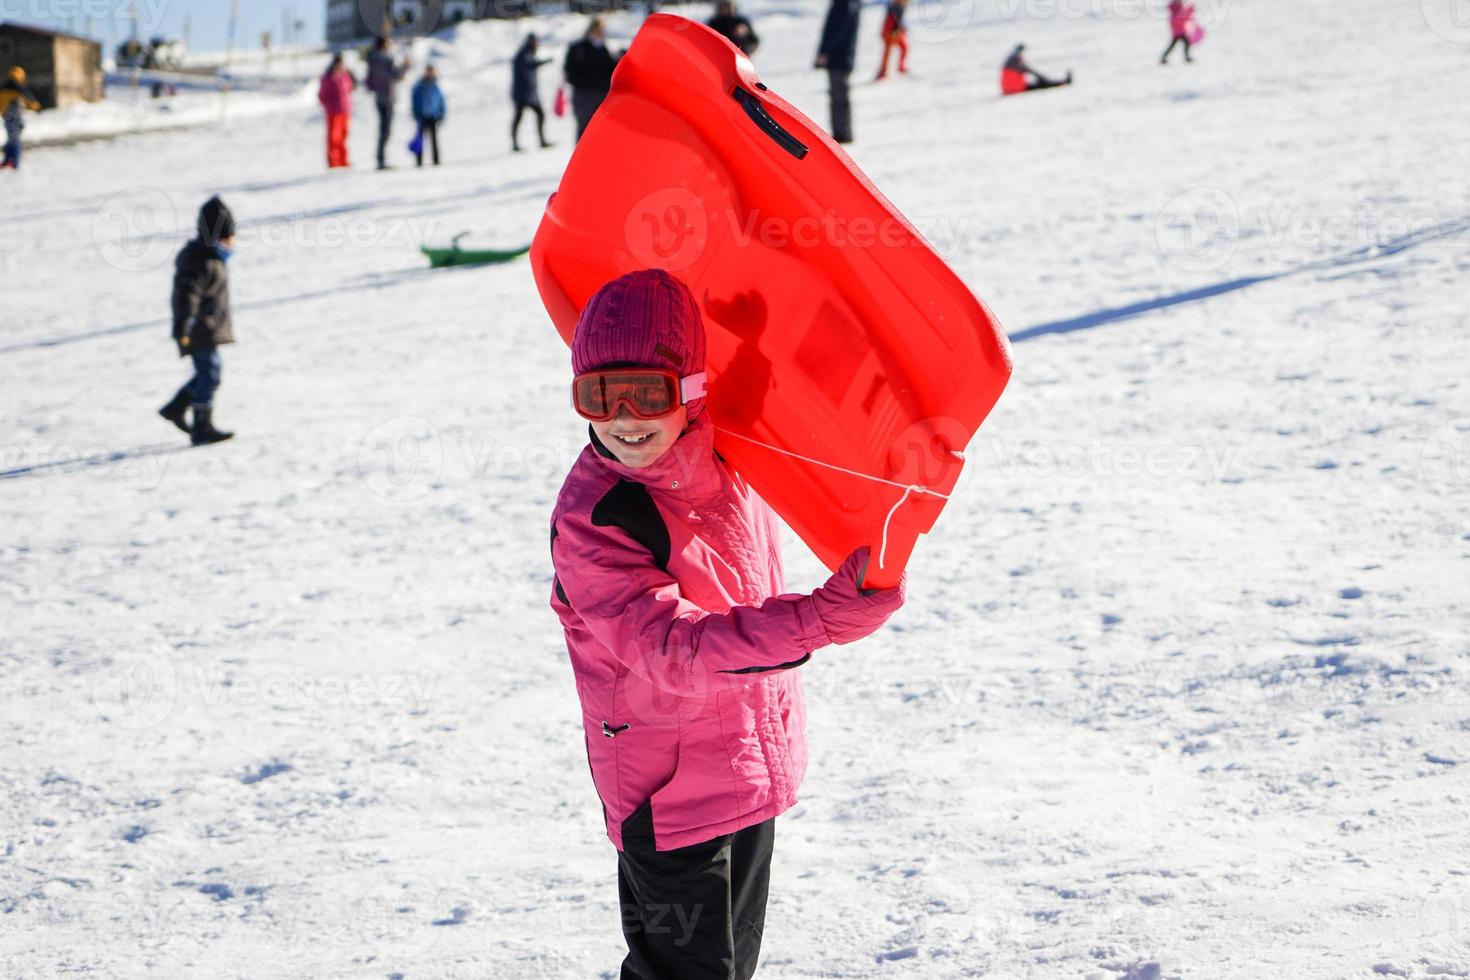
571, 368, 708, 422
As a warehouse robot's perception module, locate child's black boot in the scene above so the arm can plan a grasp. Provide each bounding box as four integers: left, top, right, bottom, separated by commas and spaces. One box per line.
191, 406, 234, 446
159, 390, 192, 434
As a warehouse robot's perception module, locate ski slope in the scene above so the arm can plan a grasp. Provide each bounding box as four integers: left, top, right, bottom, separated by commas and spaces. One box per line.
2, 0, 1468, 977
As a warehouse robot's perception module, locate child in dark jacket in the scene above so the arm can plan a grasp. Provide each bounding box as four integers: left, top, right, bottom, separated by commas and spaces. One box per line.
549, 268, 905, 979
159, 197, 237, 445
1, 66, 42, 170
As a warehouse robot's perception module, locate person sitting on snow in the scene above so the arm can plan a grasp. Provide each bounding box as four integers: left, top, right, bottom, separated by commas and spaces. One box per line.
1000, 43, 1070, 95
1, 66, 42, 171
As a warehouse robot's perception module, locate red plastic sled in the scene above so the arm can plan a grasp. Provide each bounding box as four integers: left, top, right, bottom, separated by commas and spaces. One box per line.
530, 14, 1012, 588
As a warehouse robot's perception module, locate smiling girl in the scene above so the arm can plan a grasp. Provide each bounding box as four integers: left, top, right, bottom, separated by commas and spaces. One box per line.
548, 268, 906, 979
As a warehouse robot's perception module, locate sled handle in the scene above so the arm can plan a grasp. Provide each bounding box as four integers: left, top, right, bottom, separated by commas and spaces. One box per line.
732, 87, 808, 160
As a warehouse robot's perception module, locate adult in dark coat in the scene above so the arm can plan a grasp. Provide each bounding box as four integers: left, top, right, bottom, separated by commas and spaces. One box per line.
707, 0, 760, 55
160, 197, 237, 445
366, 36, 411, 169
511, 34, 553, 151
563, 16, 620, 142
815, 0, 861, 143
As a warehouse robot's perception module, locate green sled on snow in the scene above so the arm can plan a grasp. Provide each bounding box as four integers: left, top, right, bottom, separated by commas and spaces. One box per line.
422, 233, 531, 269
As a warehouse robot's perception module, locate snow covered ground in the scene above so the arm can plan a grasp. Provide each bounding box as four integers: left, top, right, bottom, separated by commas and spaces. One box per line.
3, 0, 1469, 977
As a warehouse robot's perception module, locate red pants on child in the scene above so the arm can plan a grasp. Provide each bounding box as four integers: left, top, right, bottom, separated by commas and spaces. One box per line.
876, 30, 909, 78
326, 113, 349, 168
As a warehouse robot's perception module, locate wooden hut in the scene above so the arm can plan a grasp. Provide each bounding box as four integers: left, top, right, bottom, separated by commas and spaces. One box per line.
0, 22, 104, 109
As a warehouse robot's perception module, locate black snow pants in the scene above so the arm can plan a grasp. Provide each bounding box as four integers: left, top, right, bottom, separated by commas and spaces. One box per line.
617, 808, 775, 980
1162, 35, 1193, 62
826, 67, 852, 143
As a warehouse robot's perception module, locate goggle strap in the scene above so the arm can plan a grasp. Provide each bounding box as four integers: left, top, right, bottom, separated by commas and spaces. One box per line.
680, 372, 708, 403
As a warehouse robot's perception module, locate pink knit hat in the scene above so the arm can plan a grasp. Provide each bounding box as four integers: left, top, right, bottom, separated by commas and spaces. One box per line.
571, 268, 707, 380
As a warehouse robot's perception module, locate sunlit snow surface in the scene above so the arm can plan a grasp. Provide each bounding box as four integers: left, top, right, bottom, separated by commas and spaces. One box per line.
2, 0, 1468, 977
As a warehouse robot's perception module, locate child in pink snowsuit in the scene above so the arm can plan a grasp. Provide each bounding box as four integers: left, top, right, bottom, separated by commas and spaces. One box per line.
549, 268, 906, 979
1162, 0, 1198, 63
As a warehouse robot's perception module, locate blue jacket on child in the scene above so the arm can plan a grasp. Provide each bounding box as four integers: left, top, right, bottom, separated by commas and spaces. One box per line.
411, 78, 446, 122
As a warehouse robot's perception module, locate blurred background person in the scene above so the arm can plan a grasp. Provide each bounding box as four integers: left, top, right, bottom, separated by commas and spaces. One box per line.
1, 66, 42, 171
366, 36, 411, 170
563, 17, 620, 142
410, 63, 446, 167
512, 34, 554, 152
815, 0, 860, 143
707, 0, 760, 56
317, 54, 356, 169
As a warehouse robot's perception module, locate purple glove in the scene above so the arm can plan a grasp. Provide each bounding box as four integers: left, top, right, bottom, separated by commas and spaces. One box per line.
810, 547, 906, 645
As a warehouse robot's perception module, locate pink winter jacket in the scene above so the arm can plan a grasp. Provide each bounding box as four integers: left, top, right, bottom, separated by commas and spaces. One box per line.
318, 69, 355, 116
549, 413, 831, 851
1169, 1, 1195, 38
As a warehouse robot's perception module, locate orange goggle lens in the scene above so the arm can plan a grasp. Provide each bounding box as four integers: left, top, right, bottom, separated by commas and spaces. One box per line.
572, 370, 682, 421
